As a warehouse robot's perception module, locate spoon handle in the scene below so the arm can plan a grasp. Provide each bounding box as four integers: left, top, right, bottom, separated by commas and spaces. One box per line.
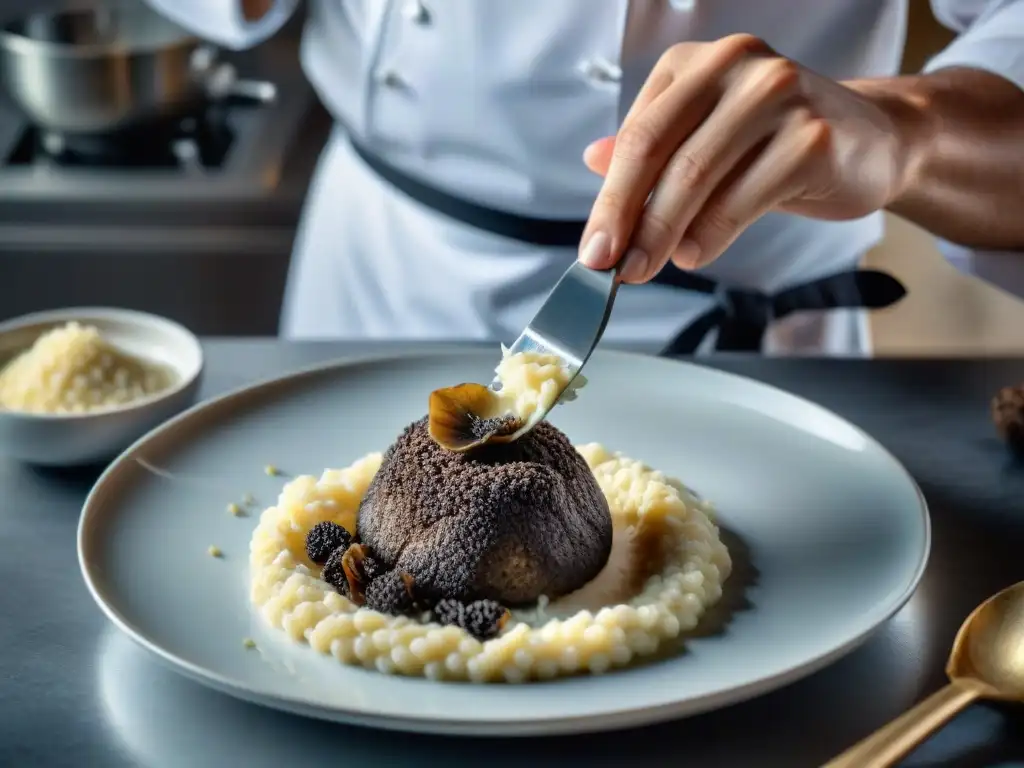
822, 681, 982, 768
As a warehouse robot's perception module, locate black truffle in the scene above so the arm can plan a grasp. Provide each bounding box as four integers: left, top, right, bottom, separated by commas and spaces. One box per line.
364, 570, 416, 615
992, 384, 1024, 456
433, 598, 464, 627
433, 598, 509, 640
468, 414, 520, 440
362, 554, 385, 583
320, 546, 350, 596
357, 417, 613, 606
305, 521, 352, 565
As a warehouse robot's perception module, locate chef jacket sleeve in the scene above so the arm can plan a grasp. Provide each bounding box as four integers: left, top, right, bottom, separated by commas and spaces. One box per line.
925, 0, 1024, 90
141, 0, 300, 50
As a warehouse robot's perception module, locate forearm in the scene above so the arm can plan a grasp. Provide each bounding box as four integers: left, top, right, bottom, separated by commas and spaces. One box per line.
848, 69, 1024, 250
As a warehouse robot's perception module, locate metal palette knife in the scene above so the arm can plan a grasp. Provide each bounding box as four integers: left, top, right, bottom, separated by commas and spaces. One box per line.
491, 261, 622, 406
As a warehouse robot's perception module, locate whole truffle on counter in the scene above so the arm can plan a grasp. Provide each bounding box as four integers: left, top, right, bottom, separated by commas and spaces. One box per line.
356, 417, 613, 606
992, 384, 1024, 456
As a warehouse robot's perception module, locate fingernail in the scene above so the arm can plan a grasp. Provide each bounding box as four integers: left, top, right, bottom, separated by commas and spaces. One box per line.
579, 231, 611, 267
622, 248, 649, 282
675, 239, 702, 269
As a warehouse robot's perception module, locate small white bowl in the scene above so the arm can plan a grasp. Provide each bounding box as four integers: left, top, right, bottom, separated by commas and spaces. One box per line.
0, 307, 203, 467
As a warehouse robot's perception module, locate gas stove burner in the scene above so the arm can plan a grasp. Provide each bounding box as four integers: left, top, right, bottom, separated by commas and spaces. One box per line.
29, 110, 232, 169
4, 89, 268, 171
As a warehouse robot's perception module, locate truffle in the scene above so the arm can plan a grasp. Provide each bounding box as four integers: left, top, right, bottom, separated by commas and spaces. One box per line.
320, 546, 350, 596
361, 553, 385, 582
305, 521, 352, 565
992, 384, 1024, 456
434, 598, 510, 640
364, 570, 417, 615
356, 417, 613, 606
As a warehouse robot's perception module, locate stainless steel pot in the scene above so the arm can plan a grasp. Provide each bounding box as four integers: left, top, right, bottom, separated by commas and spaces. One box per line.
0, 3, 229, 135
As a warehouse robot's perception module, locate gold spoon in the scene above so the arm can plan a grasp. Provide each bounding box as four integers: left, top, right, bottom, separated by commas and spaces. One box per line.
824, 580, 1024, 768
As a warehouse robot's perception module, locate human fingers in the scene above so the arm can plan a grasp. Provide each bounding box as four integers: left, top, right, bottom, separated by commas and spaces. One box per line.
582, 136, 615, 176
672, 108, 832, 270
583, 63, 688, 177
581, 67, 675, 179
578, 36, 763, 272
618, 57, 802, 283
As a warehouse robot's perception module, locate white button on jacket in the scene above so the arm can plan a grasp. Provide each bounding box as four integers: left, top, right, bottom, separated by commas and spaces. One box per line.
400, 0, 429, 25
144, 0, 1024, 353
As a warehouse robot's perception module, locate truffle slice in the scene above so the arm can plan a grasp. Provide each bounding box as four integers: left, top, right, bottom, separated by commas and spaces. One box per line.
357, 417, 613, 606
428, 383, 520, 452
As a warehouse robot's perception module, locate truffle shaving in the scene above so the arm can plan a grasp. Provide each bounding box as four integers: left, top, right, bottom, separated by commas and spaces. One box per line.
340, 544, 373, 605
428, 382, 522, 452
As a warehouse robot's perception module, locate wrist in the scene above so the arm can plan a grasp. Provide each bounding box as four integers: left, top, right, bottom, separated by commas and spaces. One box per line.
241, 0, 275, 21
843, 76, 939, 211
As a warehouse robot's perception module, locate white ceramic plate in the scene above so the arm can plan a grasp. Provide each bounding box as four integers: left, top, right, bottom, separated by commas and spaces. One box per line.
78, 350, 929, 736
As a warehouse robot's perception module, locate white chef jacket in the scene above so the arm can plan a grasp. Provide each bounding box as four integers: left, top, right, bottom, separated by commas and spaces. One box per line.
146, 0, 1024, 354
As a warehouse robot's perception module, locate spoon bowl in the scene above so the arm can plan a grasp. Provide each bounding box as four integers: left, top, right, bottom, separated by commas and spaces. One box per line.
826, 580, 1024, 767
947, 581, 1024, 698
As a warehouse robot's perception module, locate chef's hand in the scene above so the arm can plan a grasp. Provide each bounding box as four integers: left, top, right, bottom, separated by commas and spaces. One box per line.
578, 34, 918, 283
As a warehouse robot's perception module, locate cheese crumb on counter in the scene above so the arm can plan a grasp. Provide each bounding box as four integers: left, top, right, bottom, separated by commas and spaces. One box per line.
0, 322, 174, 414
207, 546, 223, 558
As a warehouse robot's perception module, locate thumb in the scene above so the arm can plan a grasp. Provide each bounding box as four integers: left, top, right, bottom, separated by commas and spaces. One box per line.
582, 136, 616, 177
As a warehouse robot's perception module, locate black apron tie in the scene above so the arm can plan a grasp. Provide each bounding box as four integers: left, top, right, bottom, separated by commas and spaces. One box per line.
348, 136, 908, 351
651, 266, 907, 354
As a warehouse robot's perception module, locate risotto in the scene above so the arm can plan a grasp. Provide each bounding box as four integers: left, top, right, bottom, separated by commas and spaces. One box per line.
0, 322, 173, 414
249, 444, 731, 683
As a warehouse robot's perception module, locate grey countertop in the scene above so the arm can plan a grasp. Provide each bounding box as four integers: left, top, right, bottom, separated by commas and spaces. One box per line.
3, 340, 1024, 768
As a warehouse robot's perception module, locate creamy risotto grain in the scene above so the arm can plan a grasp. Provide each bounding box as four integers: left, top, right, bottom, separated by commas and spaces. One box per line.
0, 322, 173, 414
249, 446, 731, 682
489, 347, 586, 428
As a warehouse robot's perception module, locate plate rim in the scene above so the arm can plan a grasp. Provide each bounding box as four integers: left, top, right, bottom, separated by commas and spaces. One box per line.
77, 348, 932, 736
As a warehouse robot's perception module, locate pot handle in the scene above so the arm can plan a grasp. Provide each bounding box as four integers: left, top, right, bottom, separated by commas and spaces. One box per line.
189, 45, 220, 76
221, 79, 278, 104
203, 61, 278, 105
